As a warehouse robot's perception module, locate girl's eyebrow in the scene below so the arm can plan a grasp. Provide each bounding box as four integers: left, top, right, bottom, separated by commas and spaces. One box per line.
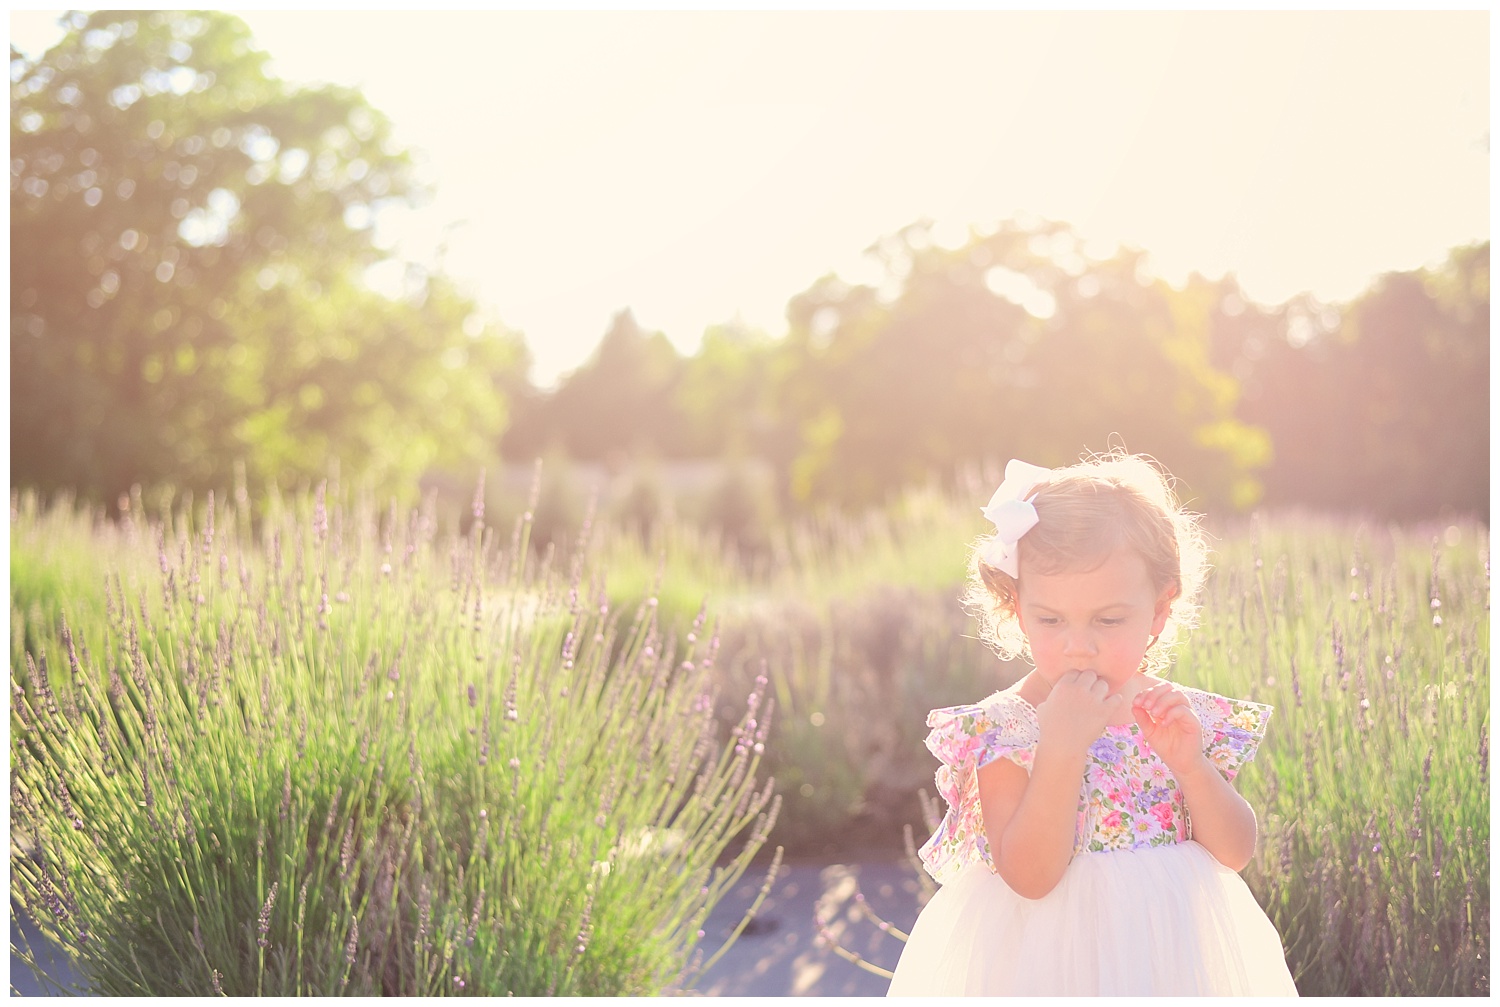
1023, 600, 1135, 614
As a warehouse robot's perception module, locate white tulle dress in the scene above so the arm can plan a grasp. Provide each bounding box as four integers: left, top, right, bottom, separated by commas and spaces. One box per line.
887, 686, 1298, 996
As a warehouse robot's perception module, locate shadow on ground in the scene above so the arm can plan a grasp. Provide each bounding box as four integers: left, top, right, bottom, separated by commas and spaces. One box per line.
690, 861, 925, 996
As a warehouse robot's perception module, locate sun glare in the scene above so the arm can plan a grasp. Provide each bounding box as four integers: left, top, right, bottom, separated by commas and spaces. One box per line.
8, 10, 1488, 384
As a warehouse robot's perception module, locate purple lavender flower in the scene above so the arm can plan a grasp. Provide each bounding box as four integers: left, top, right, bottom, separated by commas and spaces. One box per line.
342, 916, 359, 983
257, 882, 279, 947
471, 471, 486, 523
466, 889, 485, 946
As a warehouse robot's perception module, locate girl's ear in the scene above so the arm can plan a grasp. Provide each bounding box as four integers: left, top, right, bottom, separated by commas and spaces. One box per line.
1150, 582, 1177, 637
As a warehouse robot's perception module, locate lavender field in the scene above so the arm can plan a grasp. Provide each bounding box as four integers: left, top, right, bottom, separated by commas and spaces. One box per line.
10, 483, 1489, 995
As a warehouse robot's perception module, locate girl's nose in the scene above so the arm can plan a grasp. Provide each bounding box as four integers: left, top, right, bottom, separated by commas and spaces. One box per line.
1062, 631, 1096, 656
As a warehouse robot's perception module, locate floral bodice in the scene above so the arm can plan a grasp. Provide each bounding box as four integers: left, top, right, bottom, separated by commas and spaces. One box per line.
916, 686, 1271, 885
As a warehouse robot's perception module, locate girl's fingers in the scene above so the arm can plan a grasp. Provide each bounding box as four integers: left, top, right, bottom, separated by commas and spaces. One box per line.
1156, 695, 1187, 717
1134, 683, 1179, 718
1136, 692, 1198, 740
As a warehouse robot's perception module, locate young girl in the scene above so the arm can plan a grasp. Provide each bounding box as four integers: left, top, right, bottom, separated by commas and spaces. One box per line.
887, 453, 1298, 996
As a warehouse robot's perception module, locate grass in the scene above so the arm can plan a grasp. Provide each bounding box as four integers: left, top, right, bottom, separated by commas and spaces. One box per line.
1198, 517, 1489, 995
11, 482, 778, 995
11, 476, 1490, 996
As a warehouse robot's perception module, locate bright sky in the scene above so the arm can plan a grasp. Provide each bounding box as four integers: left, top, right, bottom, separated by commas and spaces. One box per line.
10, 11, 1491, 387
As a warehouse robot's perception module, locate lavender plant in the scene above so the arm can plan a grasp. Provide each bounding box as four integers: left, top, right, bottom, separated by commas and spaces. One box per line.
1195, 519, 1489, 996
11, 480, 778, 995
810, 515, 1489, 997
13, 475, 1488, 996
596, 480, 1008, 857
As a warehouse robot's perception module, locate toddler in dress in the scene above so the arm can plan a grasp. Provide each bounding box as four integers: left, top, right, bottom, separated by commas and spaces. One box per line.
887, 452, 1298, 996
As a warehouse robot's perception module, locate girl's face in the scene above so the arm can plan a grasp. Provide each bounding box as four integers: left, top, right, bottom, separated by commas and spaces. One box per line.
1015, 547, 1175, 694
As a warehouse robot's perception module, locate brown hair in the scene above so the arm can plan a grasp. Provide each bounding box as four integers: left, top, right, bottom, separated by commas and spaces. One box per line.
961, 451, 1208, 675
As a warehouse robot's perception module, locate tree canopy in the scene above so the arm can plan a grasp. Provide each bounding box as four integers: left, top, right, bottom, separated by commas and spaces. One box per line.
14, 12, 1483, 522
502, 310, 690, 465
1213, 242, 1488, 519
12, 11, 524, 503
501, 222, 1486, 522
761, 221, 1271, 511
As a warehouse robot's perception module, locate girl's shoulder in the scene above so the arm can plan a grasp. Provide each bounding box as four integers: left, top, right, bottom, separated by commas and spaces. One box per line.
925, 686, 1039, 730
923, 688, 1040, 769
1174, 683, 1274, 724
1172, 683, 1274, 780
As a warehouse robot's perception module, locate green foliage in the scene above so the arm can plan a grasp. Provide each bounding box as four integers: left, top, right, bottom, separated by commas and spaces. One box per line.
595, 478, 1009, 854
10, 499, 108, 661
609, 458, 671, 542
10, 467, 1488, 996
11, 11, 523, 504
709, 587, 1007, 857
1194, 520, 1489, 995
499, 225, 1482, 523
11, 486, 776, 995
520, 450, 589, 555
507, 219, 1282, 515
675, 321, 784, 459
593, 488, 1488, 994
1215, 243, 1489, 519
773, 220, 1271, 511
503, 311, 692, 464
696, 458, 779, 557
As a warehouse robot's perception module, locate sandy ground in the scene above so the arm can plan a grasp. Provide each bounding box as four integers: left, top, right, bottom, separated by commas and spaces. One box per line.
689, 861, 927, 997
11, 862, 928, 997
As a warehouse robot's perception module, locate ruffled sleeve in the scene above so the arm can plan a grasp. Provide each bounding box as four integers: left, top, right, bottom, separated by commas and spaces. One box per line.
916, 693, 1039, 885
1185, 688, 1272, 781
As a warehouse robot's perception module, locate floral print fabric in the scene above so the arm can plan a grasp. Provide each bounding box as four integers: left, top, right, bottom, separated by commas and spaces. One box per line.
917, 686, 1271, 885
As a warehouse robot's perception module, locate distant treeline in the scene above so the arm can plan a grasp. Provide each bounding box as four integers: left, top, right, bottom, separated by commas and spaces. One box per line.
502, 229, 1488, 521
12, 12, 1488, 522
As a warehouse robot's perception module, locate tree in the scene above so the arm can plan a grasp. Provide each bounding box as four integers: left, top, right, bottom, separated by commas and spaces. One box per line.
12, 11, 522, 502
773, 220, 1270, 511
1217, 244, 1489, 519
502, 310, 689, 465
674, 319, 780, 458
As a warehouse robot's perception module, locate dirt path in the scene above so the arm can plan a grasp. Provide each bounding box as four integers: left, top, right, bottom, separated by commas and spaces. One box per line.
689, 861, 926, 996
11, 862, 927, 997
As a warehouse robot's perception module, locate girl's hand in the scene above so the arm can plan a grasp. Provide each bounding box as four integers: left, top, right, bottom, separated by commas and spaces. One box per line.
1036, 670, 1126, 755
1132, 681, 1204, 773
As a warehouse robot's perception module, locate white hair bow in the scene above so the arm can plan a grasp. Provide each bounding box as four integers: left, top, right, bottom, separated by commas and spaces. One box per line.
979, 459, 1053, 577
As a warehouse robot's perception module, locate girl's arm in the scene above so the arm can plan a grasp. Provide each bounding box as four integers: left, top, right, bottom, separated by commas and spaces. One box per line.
1133, 684, 1257, 871
976, 740, 1087, 899
1172, 757, 1258, 871
977, 671, 1125, 899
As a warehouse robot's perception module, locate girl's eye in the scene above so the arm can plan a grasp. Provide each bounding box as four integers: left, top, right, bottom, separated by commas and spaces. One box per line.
1098, 618, 1125, 627
1036, 617, 1061, 626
